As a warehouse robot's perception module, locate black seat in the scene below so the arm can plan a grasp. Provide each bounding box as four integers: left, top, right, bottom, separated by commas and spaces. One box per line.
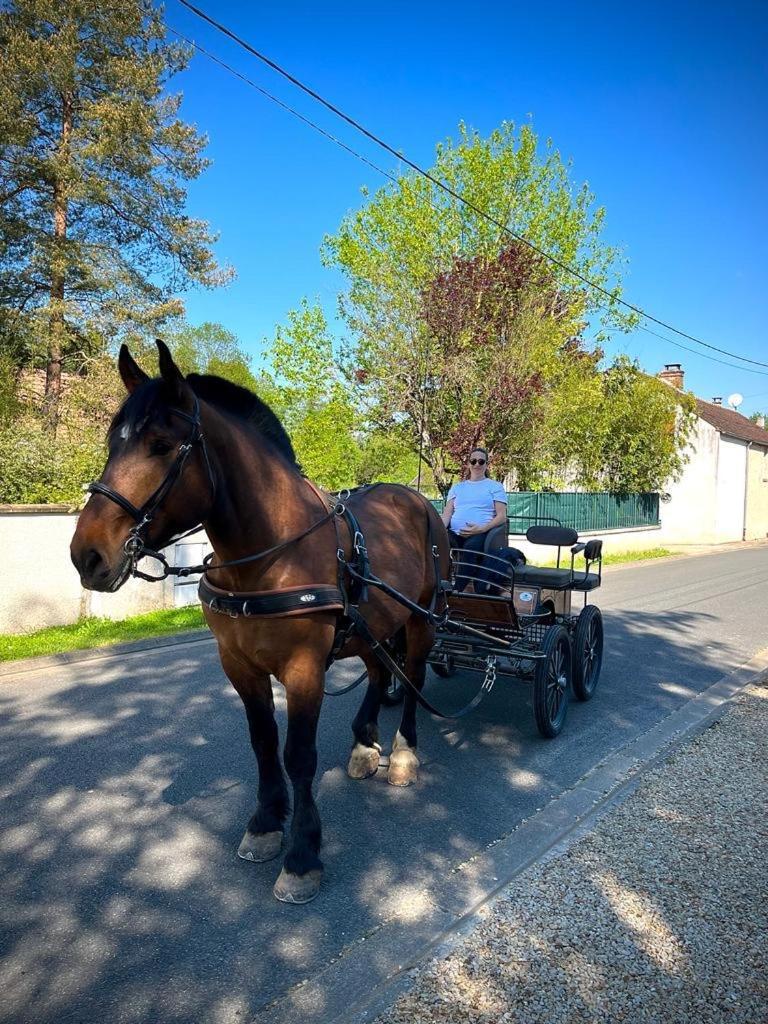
511, 564, 573, 589
570, 573, 601, 592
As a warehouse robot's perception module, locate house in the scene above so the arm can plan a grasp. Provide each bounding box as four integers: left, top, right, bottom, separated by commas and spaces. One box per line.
658, 364, 768, 544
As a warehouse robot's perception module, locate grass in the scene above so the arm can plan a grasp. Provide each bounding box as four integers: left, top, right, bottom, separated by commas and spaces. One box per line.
0, 605, 207, 663
601, 546, 671, 565
1, 547, 674, 665
540, 546, 672, 568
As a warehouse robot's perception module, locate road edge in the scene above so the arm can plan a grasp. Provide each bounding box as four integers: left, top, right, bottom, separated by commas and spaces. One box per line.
256, 646, 768, 1024
0, 628, 214, 679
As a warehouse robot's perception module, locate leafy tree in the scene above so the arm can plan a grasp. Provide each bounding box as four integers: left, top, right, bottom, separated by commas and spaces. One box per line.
325, 122, 636, 494
261, 301, 362, 490
0, 0, 231, 423
161, 321, 257, 391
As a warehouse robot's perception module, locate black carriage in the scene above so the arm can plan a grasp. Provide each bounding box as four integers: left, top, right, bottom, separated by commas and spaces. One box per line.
425, 521, 605, 737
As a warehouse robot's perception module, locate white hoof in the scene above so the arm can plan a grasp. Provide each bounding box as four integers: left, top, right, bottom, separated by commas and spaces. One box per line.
347, 741, 381, 780
388, 731, 419, 787
237, 829, 283, 863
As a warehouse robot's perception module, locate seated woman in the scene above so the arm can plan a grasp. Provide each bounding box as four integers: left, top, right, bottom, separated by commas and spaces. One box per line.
441, 448, 508, 593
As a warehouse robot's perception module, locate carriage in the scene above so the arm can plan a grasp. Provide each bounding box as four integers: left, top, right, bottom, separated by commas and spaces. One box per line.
396, 519, 605, 738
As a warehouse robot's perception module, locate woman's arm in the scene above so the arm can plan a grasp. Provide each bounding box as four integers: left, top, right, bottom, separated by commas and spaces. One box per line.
460, 501, 507, 536
441, 497, 455, 528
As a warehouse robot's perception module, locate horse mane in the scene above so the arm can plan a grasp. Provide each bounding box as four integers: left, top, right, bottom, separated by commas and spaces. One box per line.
187, 374, 298, 468
109, 373, 299, 470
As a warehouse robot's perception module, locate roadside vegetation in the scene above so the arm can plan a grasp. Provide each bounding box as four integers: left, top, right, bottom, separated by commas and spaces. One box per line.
0, 606, 206, 663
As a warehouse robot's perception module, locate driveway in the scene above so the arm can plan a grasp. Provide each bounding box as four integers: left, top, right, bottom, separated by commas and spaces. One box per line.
1, 546, 767, 1023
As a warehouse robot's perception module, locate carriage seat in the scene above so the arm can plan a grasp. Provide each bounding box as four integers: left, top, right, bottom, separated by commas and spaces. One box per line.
511, 564, 574, 589
510, 527, 602, 591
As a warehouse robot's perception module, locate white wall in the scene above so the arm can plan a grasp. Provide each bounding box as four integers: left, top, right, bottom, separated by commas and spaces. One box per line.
0, 509, 207, 634
715, 437, 747, 541
656, 418, 720, 544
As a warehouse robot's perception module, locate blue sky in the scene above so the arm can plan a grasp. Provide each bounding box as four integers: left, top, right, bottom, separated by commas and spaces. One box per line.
165, 0, 768, 414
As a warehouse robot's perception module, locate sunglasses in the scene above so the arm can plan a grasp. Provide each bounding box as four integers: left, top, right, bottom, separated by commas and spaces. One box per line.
469, 458, 486, 466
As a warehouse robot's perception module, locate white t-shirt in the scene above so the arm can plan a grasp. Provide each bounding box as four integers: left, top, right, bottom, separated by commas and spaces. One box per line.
447, 478, 506, 533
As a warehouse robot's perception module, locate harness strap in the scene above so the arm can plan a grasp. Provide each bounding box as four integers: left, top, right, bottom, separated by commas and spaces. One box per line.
199, 578, 345, 618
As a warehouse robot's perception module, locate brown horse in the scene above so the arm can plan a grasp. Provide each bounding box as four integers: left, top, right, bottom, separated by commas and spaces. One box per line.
70, 341, 450, 903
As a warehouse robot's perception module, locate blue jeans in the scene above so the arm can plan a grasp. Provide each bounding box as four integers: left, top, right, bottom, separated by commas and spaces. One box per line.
448, 530, 490, 593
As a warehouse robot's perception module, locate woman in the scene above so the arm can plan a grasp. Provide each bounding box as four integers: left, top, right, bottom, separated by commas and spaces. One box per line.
441, 448, 507, 592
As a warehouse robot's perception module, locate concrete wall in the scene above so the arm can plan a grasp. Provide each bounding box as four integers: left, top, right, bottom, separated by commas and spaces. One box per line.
0, 508, 206, 634
654, 418, 720, 544
746, 445, 768, 541
715, 436, 747, 542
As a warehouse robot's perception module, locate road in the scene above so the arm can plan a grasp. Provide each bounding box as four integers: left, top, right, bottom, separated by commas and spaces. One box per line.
1, 546, 767, 1024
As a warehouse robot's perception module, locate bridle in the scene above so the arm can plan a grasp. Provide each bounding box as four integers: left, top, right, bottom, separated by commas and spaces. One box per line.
87, 395, 216, 575
86, 393, 339, 583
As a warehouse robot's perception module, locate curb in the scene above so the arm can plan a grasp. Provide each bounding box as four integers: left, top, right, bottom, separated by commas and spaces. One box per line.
0, 628, 214, 679
255, 646, 768, 1024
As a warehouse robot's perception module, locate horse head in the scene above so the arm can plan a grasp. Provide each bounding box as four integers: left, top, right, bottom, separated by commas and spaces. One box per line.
70, 340, 215, 592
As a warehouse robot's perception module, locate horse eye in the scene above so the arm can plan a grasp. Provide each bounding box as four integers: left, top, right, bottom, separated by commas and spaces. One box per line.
149, 440, 172, 457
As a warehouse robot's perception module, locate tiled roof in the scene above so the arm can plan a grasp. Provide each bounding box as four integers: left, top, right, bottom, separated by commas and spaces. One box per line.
695, 399, 768, 446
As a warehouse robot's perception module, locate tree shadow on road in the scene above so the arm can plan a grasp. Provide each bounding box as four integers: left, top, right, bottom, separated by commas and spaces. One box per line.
0, 604, 753, 1024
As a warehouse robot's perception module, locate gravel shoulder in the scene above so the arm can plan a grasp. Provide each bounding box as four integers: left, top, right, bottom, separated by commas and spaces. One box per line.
374, 684, 768, 1024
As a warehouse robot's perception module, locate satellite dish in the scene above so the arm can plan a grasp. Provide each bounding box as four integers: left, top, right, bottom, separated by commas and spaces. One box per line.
727, 393, 743, 410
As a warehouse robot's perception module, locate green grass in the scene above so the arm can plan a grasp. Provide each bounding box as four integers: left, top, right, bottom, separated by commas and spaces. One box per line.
601, 546, 671, 565
0, 605, 207, 663
541, 546, 672, 568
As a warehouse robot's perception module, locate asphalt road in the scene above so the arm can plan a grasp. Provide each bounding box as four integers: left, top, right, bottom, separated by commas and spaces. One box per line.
1, 546, 767, 1024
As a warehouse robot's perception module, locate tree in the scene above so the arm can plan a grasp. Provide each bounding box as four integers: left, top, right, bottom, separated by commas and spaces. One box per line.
260, 301, 363, 490
161, 321, 257, 391
324, 122, 636, 494
0, 0, 231, 423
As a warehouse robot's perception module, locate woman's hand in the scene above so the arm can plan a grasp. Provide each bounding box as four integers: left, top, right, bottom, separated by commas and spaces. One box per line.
459, 522, 483, 537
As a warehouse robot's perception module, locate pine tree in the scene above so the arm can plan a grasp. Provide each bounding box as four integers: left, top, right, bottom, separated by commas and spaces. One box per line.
0, 0, 231, 423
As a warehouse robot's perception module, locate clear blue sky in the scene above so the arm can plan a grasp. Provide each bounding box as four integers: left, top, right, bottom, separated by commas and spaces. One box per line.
165, 0, 768, 415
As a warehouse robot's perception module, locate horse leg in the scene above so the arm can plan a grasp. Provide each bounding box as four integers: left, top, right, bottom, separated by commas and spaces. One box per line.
347, 652, 388, 779
223, 658, 289, 864
388, 618, 432, 787
273, 661, 324, 904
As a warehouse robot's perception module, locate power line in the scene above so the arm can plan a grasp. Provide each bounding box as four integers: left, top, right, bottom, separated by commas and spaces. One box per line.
177, 25, 768, 384
175, 0, 768, 372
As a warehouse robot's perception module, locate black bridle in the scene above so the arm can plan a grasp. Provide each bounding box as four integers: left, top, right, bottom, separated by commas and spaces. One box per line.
87, 396, 216, 577
86, 394, 339, 583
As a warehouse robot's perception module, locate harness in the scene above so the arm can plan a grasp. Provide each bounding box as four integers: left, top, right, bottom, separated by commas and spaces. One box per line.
86, 399, 497, 718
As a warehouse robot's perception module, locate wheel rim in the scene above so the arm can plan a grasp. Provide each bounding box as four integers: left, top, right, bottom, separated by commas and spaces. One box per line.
546, 638, 568, 723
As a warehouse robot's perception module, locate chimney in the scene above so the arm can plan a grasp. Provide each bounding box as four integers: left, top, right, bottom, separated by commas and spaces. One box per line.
758, 415, 766, 428
658, 363, 684, 389
712, 397, 722, 405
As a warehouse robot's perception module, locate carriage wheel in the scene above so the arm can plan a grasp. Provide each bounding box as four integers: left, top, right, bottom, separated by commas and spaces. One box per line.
533, 625, 571, 738
572, 605, 603, 702
431, 655, 456, 679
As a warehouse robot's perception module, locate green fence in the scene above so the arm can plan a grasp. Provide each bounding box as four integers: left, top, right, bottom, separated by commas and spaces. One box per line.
430, 492, 659, 533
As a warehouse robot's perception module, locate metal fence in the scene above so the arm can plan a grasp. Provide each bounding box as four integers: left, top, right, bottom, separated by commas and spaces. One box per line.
430, 491, 660, 533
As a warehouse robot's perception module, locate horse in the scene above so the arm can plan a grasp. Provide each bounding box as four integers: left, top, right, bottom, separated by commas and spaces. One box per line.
70, 340, 450, 904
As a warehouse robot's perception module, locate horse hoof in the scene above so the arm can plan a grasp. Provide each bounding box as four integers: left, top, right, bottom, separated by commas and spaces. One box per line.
347, 741, 381, 779
388, 731, 419, 787
273, 868, 323, 904
237, 829, 283, 863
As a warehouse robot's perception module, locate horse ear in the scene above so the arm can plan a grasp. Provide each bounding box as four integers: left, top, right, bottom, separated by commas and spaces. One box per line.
118, 344, 149, 394
155, 338, 187, 402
